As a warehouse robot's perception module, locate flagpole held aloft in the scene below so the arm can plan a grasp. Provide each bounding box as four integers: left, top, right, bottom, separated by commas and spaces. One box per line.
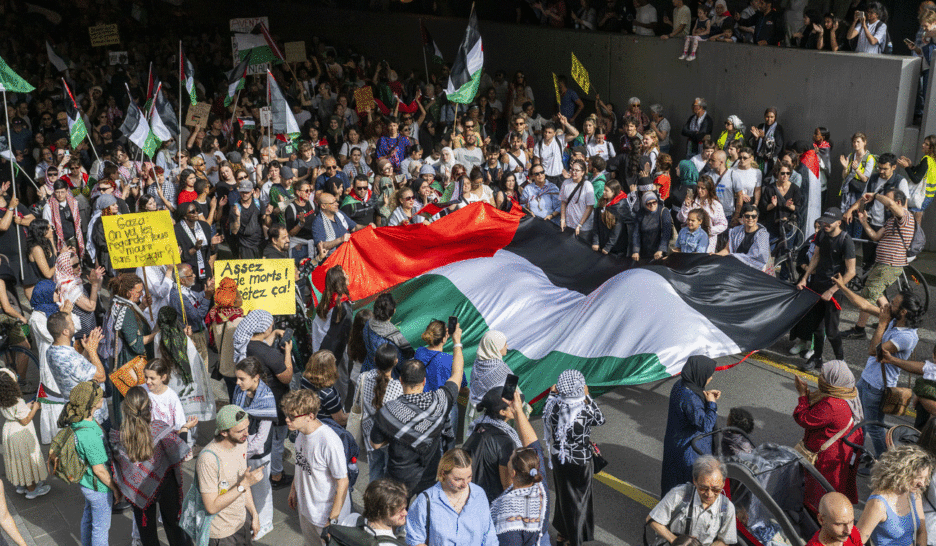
1, 89, 25, 281
420, 19, 429, 84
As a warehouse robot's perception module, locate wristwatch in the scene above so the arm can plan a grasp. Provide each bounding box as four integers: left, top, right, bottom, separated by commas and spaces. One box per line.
237, 484, 246, 493
329, 518, 338, 525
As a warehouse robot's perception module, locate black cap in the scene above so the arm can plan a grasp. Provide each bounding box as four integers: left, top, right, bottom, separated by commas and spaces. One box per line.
818, 206, 843, 224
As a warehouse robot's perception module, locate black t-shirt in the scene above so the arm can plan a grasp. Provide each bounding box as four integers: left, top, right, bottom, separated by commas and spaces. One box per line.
370, 380, 458, 499
813, 230, 855, 284
246, 340, 290, 423
285, 200, 315, 239
463, 422, 515, 503
236, 201, 264, 248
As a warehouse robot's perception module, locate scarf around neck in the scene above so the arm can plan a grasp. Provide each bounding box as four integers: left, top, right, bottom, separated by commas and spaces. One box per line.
50, 191, 84, 256
469, 414, 522, 448
110, 420, 189, 511
180, 220, 207, 278
491, 481, 547, 539
232, 380, 278, 421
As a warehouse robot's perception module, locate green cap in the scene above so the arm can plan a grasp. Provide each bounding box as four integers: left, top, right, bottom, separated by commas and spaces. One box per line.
215, 404, 248, 434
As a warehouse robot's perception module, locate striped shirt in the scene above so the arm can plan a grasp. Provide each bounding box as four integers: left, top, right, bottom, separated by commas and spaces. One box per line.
876, 212, 914, 267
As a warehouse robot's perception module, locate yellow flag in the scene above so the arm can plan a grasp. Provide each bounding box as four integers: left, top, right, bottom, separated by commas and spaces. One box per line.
552, 72, 561, 105
571, 52, 590, 95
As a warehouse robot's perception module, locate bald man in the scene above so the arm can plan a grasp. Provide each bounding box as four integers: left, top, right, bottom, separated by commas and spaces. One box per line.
168, 262, 215, 366
808, 492, 861, 546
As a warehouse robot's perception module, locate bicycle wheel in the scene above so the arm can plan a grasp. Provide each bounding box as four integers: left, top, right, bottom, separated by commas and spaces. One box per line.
0, 345, 40, 385
893, 264, 931, 313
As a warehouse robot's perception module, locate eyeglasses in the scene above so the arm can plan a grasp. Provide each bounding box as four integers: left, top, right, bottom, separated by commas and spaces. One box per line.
571, 168, 584, 173
402, 196, 415, 201
779, 171, 791, 176
285, 412, 312, 422
743, 213, 758, 219
531, 171, 545, 176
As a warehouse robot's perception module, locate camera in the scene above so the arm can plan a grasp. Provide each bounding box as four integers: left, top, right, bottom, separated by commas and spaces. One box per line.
855, 11, 864, 19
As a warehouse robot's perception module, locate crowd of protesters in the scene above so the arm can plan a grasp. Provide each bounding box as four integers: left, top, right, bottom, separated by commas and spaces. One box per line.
0, 0, 936, 546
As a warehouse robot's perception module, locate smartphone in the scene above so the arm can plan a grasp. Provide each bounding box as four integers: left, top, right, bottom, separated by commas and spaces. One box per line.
905, 38, 916, 47
278, 328, 294, 351
856, 11, 864, 19
502, 374, 520, 402
447, 316, 458, 336
257, 460, 270, 469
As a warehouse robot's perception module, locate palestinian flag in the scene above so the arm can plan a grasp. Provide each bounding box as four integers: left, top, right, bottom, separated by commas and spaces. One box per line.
120, 92, 151, 156
179, 42, 197, 105
154, 85, 179, 136
0, 55, 34, 93
144, 83, 172, 156
266, 70, 299, 138
445, 9, 483, 105
46, 41, 72, 72
144, 62, 160, 111
420, 19, 444, 65
233, 22, 284, 65
312, 203, 817, 404
62, 79, 87, 149
225, 50, 252, 107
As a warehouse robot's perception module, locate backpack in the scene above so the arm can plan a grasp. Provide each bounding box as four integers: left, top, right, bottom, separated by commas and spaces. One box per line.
894, 215, 926, 258
48, 425, 93, 486
326, 515, 406, 546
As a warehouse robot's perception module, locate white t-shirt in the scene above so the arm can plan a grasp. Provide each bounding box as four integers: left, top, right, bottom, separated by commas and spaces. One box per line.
635, 3, 658, 36
560, 179, 595, 231
730, 168, 762, 205
145, 385, 186, 431
296, 424, 351, 527
535, 137, 564, 177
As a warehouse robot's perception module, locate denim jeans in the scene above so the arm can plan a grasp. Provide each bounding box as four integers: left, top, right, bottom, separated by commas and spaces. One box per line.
858, 377, 886, 457
271, 425, 288, 476
368, 445, 389, 482
80, 487, 112, 546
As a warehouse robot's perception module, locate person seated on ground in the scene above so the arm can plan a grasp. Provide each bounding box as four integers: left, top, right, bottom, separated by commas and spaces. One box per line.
715, 203, 770, 273
806, 492, 862, 546
647, 455, 737, 546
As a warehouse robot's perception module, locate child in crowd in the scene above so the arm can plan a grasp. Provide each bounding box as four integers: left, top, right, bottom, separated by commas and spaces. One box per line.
722, 407, 756, 455
0, 369, 49, 499
679, 6, 712, 61
143, 359, 198, 449
675, 208, 710, 253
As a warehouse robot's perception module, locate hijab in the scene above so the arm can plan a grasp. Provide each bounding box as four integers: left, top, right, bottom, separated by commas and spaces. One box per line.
469, 330, 511, 407
811, 360, 864, 422
476, 330, 507, 361
233, 310, 274, 363
680, 355, 716, 401
639, 191, 662, 234
439, 147, 457, 171
30, 280, 59, 317
678, 160, 699, 187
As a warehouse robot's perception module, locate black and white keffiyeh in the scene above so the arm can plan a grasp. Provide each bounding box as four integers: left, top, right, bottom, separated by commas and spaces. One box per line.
376, 389, 449, 452
491, 482, 548, 538
543, 369, 588, 466
469, 358, 511, 408
233, 310, 274, 363
469, 414, 522, 448
180, 220, 208, 278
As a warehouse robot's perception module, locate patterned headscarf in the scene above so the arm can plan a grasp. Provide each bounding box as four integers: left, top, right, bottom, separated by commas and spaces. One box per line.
48, 178, 85, 256
214, 277, 239, 308
157, 306, 192, 384
30, 280, 59, 317
233, 310, 274, 364
205, 277, 245, 345
57, 381, 103, 427
812, 360, 864, 422
543, 369, 588, 465
54, 249, 84, 303
678, 160, 699, 187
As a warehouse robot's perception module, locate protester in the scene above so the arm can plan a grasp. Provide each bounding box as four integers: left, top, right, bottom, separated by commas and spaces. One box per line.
793, 361, 864, 507
300, 350, 348, 426
856, 445, 930, 546
661, 356, 719, 495
543, 369, 606, 546
0, 369, 48, 499
715, 203, 771, 273
207, 277, 246, 400
311, 266, 354, 401
175, 201, 217, 290
463, 386, 523, 503
405, 448, 498, 546
110, 386, 191, 546
591, 179, 633, 256
360, 479, 409, 545
168, 264, 214, 366
358, 344, 403, 482
632, 192, 672, 262
362, 293, 413, 373
370, 323, 464, 499
807, 492, 862, 546
414, 320, 464, 453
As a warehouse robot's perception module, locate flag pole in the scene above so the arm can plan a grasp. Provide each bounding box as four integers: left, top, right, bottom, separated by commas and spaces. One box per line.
2, 88, 25, 281
142, 267, 154, 323
420, 19, 430, 84
178, 41, 184, 151
63, 78, 101, 167
228, 87, 241, 131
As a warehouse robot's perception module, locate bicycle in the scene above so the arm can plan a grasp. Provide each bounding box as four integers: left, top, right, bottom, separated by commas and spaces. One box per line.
846, 238, 930, 313
770, 218, 807, 281
0, 319, 39, 392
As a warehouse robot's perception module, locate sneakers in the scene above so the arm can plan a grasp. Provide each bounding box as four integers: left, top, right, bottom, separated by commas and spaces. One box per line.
841, 326, 867, 340
800, 357, 821, 372
25, 483, 50, 499
15, 486, 25, 495
686, 54, 697, 61
789, 341, 810, 355
678, 53, 688, 60
270, 473, 294, 490
803, 348, 815, 360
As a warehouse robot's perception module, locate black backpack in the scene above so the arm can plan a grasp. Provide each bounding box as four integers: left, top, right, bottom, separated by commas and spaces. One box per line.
325, 515, 406, 546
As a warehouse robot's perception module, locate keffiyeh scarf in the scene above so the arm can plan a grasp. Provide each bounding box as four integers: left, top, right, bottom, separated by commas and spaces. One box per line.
469, 414, 522, 448
376, 389, 449, 453
179, 221, 208, 279
232, 380, 278, 421
233, 310, 274, 364
469, 358, 511, 408
49, 191, 84, 256
491, 482, 548, 538
109, 420, 189, 514
54, 250, 83, 303
543, 369, 587, 466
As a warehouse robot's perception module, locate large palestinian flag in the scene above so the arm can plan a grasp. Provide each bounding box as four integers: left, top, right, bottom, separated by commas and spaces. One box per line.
312, 203, 817, 402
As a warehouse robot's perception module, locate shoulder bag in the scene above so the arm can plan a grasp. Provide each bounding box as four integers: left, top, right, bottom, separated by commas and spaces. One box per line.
794, 417, 853, 466
880, 358, 914, 415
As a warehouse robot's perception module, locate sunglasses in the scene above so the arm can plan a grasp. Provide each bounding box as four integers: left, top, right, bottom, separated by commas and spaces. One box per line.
402, 196, 415, 201
779, 171, 791, 176
532, 171, 545, 175
285, 412, 311, 421
355, 186, 369, 191
236, 176, 248, 181
743, 213, 758, 219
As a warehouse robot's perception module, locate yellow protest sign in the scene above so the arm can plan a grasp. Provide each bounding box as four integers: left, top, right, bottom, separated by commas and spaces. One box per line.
215, 259, 296, 315
102, 211, 178, 270
89, 24, 120, 47
571, 52, 590, 95
552, 73, 561, 105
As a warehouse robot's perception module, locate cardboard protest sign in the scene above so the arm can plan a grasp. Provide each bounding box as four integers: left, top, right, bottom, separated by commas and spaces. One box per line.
230, 17, 270, 75
185, 102, 211, 128
353, 86, 375, 113
284, 41, 306, 63
215, 259, 295, 314
259, 107, 271, 127
102, 211, 178, 270
89, 24, 120, 47
108, 51, 128, 66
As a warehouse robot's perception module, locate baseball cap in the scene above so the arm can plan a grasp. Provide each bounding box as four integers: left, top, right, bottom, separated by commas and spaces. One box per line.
818, 207, 843, 224
237, 179, 254, 193
216, 404, 248, 434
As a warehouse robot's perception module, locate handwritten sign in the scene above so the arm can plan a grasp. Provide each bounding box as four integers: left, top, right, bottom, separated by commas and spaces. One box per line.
259, 106, 271, 127
353, 86, 375, 113
215, 259, 295, 314
185, 102, 211, 128
102, 211, 178, 270
89, 24, 120, 47
229, 17, 268, 33
284, 41, 306, 63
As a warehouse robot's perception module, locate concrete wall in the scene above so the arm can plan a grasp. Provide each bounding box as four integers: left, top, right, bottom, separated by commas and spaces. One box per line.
252, 6, 932, 244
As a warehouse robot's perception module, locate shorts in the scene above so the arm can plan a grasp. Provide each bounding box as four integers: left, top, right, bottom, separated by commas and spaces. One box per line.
0, 314, 27, 345
861, 263, 904, 302
910, 195, 934, 213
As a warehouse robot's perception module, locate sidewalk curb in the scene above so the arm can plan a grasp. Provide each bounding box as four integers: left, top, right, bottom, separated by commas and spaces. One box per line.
4, 491, 38, 546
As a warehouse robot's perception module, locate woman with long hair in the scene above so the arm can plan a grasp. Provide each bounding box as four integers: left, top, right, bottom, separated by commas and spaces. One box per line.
591, 179, 633, 256
175, 168, 198, 206
495, 173, 522, 212
388, 186, 424, 226
312, 266, 354, 403
677, 175, 726, 253
356, 343, 403, 481
25, 219, 56, 290
460, 168, 495, 208
347, 308, 373, 396
414, 320, 462, 452
640, 130, 661, 175
110, 386, 190, 546
232, 357, 277, 540
301, 350, 348, 426
856, 444, 931, 546
405, 448, 496, 546
544, 370, 606, 546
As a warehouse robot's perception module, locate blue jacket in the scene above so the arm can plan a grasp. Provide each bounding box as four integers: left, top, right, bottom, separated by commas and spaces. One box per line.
661, 380, 717, 495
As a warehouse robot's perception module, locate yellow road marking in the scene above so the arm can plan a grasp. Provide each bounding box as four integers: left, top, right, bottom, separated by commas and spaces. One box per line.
595, 471, 658, 508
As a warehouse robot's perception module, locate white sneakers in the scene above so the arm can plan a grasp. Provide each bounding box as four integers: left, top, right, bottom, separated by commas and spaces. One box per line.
678, 53, 688, 60
24, 483, 50, 499
789, 340, 810, 355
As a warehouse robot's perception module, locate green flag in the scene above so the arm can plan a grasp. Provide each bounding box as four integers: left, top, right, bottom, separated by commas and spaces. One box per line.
0, 56, 34, 93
